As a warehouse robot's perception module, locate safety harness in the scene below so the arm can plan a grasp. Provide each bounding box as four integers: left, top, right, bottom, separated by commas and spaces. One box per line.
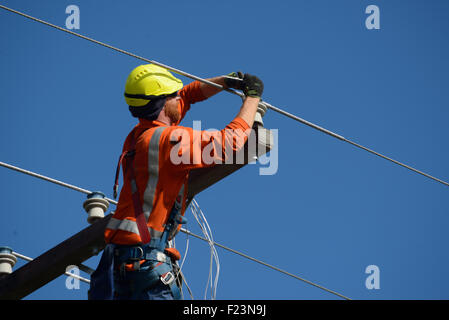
114, 128, 152, 244
89, 126, 186, 300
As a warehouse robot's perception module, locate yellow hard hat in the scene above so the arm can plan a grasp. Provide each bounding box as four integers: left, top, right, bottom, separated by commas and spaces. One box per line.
124, 64, 183, 107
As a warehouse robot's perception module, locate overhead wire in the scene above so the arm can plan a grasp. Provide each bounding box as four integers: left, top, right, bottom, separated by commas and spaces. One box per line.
0, 4, 447, 188
180, 228, 352, 300
12, 251, 91, 284
0, 161, 116, 204
0, 160, 350, 299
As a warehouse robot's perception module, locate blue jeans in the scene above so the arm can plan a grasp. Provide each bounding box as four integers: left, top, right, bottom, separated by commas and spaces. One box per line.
88, 244, 181, 300
114, 278, 175, 300
113, 259, 181, 300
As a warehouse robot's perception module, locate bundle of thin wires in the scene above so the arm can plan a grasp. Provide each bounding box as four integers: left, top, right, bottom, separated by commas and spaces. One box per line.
172, 228, 194, 300
189, 198, 220, 300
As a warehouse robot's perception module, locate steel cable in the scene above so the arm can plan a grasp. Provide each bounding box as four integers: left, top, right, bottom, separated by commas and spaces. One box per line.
12, 251, 91, 284
0, 4, 447, 188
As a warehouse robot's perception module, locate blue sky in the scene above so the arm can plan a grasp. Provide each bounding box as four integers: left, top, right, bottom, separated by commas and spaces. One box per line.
0, 0, 448, 300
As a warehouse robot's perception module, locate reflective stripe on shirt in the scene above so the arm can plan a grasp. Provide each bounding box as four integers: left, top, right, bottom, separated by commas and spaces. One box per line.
142, 126, 166, 222
106, 217, 164, 239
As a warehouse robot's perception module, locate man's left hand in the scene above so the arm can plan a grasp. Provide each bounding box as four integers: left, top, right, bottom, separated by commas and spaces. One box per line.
224, 71, 244, 90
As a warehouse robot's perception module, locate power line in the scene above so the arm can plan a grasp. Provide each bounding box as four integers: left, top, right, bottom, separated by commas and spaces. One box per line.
181, 229, 352, 300
0, 160, 351, 299
0, 161, 117, 205
12, 251, 91, 284
0, 4, 447, 188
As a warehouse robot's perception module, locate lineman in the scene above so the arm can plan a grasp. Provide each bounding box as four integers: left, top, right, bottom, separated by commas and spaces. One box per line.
89, 64, 263, 300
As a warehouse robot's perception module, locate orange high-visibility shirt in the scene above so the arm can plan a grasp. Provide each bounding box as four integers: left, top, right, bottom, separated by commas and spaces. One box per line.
104, 81, 251, 255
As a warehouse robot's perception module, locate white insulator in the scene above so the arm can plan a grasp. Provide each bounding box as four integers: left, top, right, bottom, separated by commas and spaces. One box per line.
254, 102, 268, 127
254, 112, 264, 127
0, 247, 17, 276
83, 191, 109, 224
257, 102, 268, 117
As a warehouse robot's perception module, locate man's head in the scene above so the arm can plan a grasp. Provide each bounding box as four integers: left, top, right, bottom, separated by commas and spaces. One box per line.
124, 64, 183, 122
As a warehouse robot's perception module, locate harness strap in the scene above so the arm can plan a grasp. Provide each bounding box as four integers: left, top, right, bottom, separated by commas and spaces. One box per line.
130, 130, 152, 244
113, 151, 127, 199
113, 128, 152, 244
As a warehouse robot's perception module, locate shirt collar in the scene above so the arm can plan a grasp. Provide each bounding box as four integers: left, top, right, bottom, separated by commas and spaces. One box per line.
138, 118, 168, 128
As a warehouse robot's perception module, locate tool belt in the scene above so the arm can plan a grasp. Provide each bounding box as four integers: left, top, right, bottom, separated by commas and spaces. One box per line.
114, 244, 173, 271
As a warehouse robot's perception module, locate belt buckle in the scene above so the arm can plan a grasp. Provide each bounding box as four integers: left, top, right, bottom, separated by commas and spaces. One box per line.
160, 271, 175, 285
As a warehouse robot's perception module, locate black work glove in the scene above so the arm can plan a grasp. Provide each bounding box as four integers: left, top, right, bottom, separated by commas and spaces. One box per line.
242, 73, 264, 98
224, 71, 244, 90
